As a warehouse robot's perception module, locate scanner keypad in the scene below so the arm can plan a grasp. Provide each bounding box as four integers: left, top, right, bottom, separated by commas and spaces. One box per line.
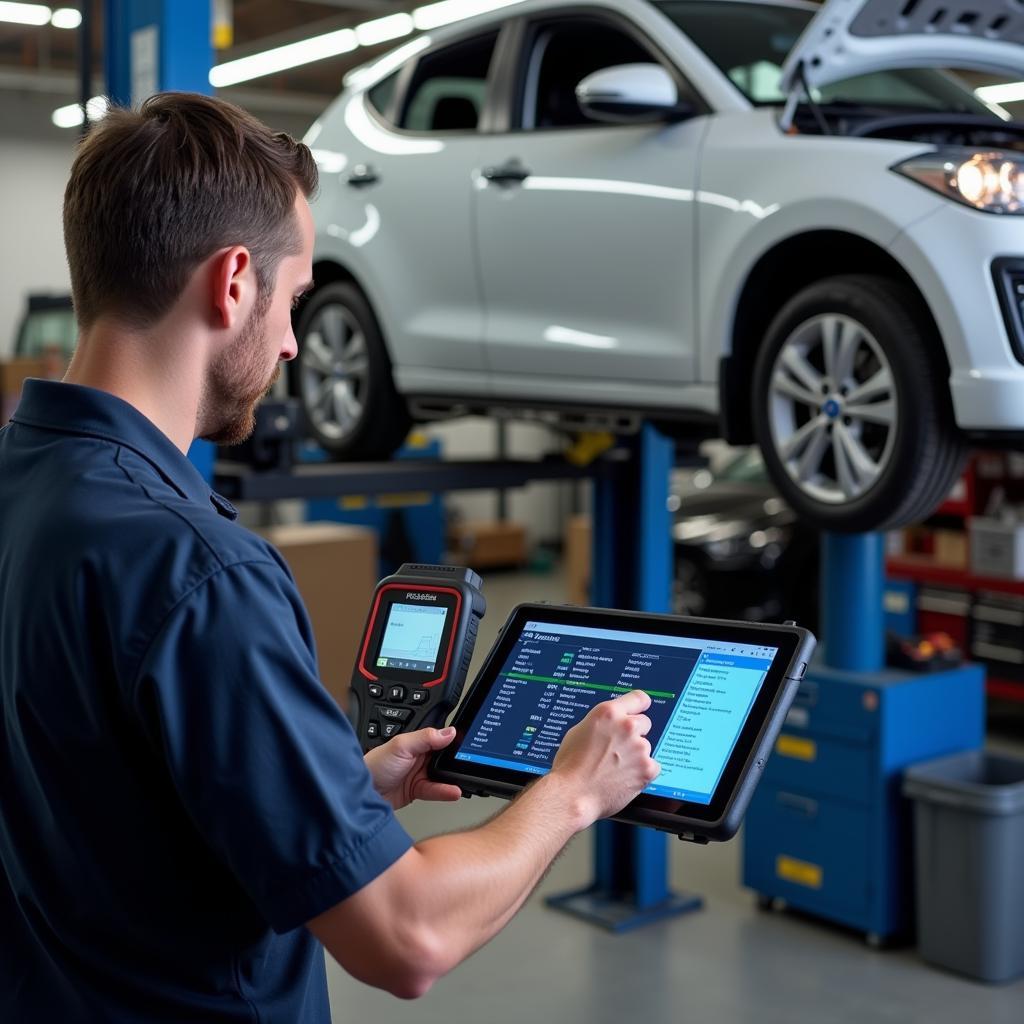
367, 686, 437, 742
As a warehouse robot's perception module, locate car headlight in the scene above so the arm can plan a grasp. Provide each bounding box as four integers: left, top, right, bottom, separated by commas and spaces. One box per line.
894, 150, 1024, 214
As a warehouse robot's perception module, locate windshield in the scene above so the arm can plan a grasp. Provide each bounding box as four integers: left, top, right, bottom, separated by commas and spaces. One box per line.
652, 1, 995, 115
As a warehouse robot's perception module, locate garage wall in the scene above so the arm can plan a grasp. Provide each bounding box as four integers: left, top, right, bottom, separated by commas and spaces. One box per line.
0, 136, 75, 356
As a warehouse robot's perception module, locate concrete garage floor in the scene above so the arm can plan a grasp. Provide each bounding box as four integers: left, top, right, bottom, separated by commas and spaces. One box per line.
326, 568, 1024, 1024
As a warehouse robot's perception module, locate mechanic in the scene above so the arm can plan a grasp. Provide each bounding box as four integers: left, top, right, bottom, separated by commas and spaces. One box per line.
0, 93, 659, 1023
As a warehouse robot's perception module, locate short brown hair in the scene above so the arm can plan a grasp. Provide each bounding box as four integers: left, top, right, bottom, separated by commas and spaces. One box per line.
63, 92, 318, 330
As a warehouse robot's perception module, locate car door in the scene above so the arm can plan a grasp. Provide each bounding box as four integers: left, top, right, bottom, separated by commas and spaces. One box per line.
323, 28, 504, 389
474, 10, 708, 391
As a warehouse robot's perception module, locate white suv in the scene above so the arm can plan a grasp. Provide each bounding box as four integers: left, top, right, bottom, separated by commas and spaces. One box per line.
297, 0, 1024, 531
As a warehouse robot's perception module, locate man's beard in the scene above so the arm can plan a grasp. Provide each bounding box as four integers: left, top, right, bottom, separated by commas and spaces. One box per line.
198, 299, 281, 446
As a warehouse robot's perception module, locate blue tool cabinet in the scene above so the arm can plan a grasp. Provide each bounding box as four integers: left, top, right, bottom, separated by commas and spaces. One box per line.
742, 661, 985, 941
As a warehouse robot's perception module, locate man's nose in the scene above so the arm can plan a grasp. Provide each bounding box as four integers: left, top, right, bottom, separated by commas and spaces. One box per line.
281, 327, 298, 362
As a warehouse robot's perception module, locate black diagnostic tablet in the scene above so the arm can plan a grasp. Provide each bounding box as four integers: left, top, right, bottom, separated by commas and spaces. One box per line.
431, 604, 816, 842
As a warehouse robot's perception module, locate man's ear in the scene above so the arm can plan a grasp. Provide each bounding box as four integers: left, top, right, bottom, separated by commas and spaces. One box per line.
210, 246, 253, 330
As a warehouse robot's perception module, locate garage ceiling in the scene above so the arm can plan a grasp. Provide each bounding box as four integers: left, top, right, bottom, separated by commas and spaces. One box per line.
0, 0, 1019, 138
0, 1, 420, 135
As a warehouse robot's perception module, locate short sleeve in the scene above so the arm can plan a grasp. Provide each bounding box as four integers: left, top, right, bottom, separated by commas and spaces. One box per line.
131, 559, 413, 934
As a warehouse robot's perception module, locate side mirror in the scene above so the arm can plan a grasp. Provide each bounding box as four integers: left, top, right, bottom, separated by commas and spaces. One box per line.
576, 63, 691, 125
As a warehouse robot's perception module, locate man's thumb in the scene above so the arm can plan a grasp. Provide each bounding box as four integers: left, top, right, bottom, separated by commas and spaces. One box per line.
431, 726, 457, 748
403, 725, 456, 753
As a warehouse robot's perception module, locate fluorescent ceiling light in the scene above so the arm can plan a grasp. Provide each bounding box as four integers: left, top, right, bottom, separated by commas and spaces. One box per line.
210, 27, 358, 87
50, 6, 79, 28
344, 35, 431, 89
976, 81, 1024, 105
52, 95, 108, 129
355, 12, 414, 47
210, 0, 522, 88
0, 2, 51, 26
412, 0, 521, 31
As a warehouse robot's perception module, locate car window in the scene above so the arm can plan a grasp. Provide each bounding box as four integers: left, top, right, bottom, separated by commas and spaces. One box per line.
717, 450, 767, 484
519, 17, 666, 130
401, 31, 499, 133
367, 71, 399, 123
653, 0, 995, 115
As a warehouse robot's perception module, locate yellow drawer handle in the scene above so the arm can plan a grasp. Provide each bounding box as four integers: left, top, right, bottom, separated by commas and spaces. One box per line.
775, 734, 817, 762
776, 855, 823, 890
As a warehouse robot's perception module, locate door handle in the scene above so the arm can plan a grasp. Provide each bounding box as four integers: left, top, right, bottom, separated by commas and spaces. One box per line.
347, 164, 379, 188
481, 160, 531, 186
776, 792, 819, 818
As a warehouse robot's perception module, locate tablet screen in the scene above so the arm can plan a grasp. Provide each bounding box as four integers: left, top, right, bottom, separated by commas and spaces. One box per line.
453, 618, 779, 805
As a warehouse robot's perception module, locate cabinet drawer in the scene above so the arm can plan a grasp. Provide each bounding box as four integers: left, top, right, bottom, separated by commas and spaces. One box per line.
789, 672, 878, 744
743, 787, 870, 924
765, 731, 873, 804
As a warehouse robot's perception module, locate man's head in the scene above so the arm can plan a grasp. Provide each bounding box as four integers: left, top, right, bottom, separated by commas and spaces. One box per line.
63, 92, 318, 443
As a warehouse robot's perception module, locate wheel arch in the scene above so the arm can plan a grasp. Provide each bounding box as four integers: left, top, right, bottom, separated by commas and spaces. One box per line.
297, 258, 397, 362
720, 230, 950, 446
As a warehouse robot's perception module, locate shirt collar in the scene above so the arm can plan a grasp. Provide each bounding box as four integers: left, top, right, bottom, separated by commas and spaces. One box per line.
12, 380, 238, 521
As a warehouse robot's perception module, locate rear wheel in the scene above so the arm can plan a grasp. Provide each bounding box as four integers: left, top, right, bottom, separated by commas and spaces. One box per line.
291, 281, 411, 460
752, 275, 964, 533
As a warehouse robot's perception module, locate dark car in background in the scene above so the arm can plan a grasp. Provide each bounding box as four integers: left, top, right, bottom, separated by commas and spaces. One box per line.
14, 294, 76, 362
672, 449, 819, 628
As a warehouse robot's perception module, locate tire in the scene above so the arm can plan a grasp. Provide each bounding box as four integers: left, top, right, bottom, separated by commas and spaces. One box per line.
290, 281, 411, 460
752, 275, 965, 533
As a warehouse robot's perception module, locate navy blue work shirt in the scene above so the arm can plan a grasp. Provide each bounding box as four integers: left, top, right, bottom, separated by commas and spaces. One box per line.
0, 380, 413, 1022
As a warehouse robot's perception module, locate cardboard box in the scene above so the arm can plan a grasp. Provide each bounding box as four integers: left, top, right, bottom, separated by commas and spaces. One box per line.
565, 514, 591, 606
932, 528, 969, 570
1, 357, 50, 422
449, 519, 528, 569
258, 522, 377, 712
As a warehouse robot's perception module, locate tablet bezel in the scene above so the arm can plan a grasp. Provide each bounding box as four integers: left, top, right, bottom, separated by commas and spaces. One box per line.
430, 603, 815, 841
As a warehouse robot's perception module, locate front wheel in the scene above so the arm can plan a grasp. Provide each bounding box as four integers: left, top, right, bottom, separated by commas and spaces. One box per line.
290, 281, 411, 460
752, 275, 964, 533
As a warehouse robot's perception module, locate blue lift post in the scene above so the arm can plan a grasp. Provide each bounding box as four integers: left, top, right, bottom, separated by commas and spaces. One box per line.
546, 424, 704, 931
821, 532, 885, 673
104, 0, 216, 482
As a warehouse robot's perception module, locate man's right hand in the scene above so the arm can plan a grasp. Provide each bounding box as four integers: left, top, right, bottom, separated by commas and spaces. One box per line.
549, 689, 660, 826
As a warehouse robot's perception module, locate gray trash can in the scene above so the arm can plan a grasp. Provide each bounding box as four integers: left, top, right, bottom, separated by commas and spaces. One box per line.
903, 751, 1024, 983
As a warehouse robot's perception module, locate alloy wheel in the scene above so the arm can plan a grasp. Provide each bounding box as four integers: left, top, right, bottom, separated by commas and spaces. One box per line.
768, 314, 898, 505
299, 303, 369, 442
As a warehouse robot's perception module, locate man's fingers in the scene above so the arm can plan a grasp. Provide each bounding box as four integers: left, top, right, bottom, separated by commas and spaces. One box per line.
613, 689, 652, 714
634, 714, 653, 737
413, 781, 463, 803
396, 726, 456, 756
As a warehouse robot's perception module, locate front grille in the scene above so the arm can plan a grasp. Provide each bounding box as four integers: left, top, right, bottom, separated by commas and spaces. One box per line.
992, 257, 1024, 366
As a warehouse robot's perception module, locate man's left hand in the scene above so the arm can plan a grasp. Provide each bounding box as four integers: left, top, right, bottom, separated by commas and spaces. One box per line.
364, 727, 463, 811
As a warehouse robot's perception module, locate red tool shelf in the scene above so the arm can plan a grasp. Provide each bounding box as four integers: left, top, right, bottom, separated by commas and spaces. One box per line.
887, 453, 1024, 704
886, 556, 1024, 599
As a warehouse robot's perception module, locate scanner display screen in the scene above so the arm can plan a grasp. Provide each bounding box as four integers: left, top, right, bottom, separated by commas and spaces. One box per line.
454, 619, 779, 804
377, 603, 449, 673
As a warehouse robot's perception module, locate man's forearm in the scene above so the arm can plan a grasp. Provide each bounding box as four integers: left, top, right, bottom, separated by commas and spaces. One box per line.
310, 692, 656, 998
408, 771, 590, 962
309, 771, 591, 997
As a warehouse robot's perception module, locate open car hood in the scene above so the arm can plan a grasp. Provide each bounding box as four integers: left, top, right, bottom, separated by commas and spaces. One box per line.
780, 0, 1024, 96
